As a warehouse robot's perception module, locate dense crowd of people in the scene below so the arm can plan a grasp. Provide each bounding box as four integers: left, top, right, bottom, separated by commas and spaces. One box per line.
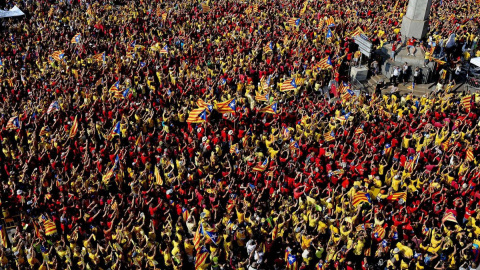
0, 0, 480, 269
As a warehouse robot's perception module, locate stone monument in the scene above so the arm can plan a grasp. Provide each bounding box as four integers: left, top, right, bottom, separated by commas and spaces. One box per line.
400, 0, 433, 40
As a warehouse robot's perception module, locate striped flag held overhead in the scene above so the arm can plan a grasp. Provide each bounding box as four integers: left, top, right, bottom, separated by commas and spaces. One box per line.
6, 116, 20, 130
109, 81, 120, 93
230, 144, 240, 155
93, 52, 106, 62
352, 191, 371, 207
193, 223, 203, 250
324, 131, 335, 142
69, 115, 78, 139
196, 99, 214, 112
280, 78, 297, 92
187, 108, 207, 123
253, 158, 269, 172
315, 56, 333, 70
44, 219, 57, 236
373, 225, 386, 239
462, 95, 472, 111
289, 138, 299, 150
259, 103, 278, 114
110, 121, 121, 137
342, 88, 355, 101
160, 45, 169, 54
51, 50, 65, 62
39, 126, 50, 137
442, 212, 458, 224
47, 101, 60, 114
335, 112, 351, 122
466, 148, 475, 162
215, 99, 236, 114
286, 17, 300, 27
255, 92, 269, 102
317, 19, 324, 30
195, 246, 210, 269
349, 26, 365, 38
264, 42, 273, 54
325, 16, 335, 27
71, 33, 81, 44
388, 192, 407, 202
355, 125, 364, 134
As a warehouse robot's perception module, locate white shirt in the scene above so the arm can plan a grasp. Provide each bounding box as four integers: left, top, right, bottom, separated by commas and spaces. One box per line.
246, 240, 256, 255
393, 68, 400, 76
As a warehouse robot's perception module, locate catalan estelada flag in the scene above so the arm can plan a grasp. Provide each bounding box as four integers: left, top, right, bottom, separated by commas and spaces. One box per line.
287, 17, 300, 27
326, 28, 333, 40
51, 50, 65, 62
373, 225, 386, 239
335, 112, 351, 122
71, 33, 81, 44
383, 143, 392, 155
324, 131, 335, 142
6, 116, 20, 130
264, 42, 273, 54
127, 40, 136, 52
315, 56, 333, 70
289, 139, 299, 150
47, 101, 60, 114
387, 192, 407, 202
103, 155, 119, 182
355, 125, 364, 135
442, 212, 458, 224
196, 99, 213, 112
255, 92, 269, 102
93, 52, 106, 62
281, 78, 297, 92
193, 223, 204, 250
325, 16, 335, 27
341, 88, 355, 101
253, 158, 269, 172
352, 191, 371, 207
203, 226, 220, 245
462, 95, 472, 111
195, 246, 210, 269
230, 144, 240, 155
259, 103, 278, 114
160, 45, 169, 54
110, 121, 121, 137
39, 126, 50, 137
286, 253, 298, 270
187, 108, 207, 123
69, 115, 78, 139
0, 225, 7, 248
0, 58, 3, 68
215, 99, 236, 114
109, 81, 120, 93
349, 26, 365, 38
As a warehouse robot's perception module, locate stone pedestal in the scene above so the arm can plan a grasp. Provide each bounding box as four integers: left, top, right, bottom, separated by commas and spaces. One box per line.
351, 66, 369, 82
400, 0, 432, 40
